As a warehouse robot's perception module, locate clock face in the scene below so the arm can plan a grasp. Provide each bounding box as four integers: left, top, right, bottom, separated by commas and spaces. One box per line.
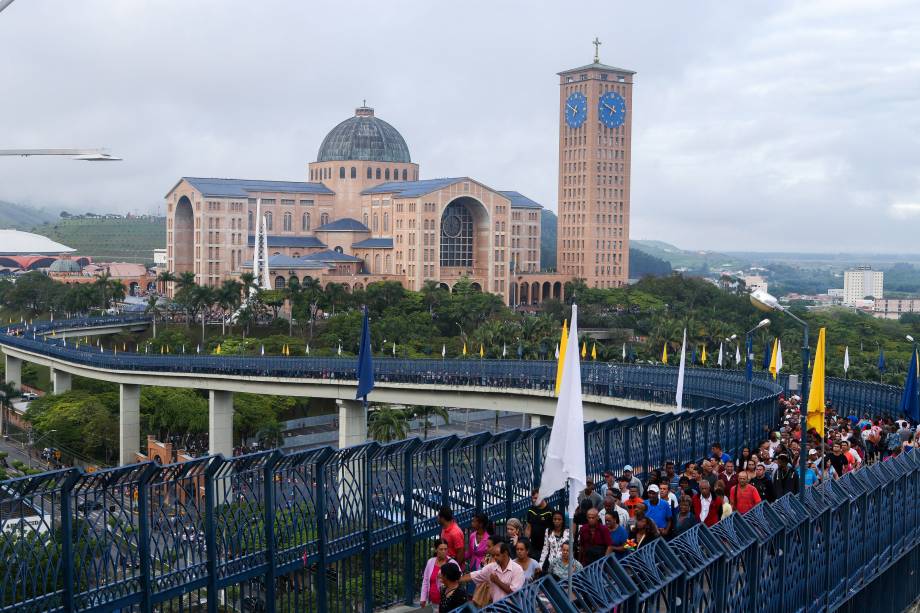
598, 91, 626, 129
564, 91, 587, 128
442, 214, 462, 238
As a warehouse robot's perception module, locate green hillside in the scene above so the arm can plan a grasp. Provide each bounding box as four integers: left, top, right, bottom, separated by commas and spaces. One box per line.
632, 239, 747, 272
32, 217, 165, 263
0, 200, 58, 229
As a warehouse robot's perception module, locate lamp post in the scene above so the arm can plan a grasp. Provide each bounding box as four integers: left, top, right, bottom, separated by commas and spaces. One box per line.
724, 334, 738, 369
751, 289, 810, 498
745, 320, 771, 401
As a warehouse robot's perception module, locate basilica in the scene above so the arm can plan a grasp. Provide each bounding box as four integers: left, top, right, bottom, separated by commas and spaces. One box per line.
165, 105, 549, 303
166, 55, 634, 305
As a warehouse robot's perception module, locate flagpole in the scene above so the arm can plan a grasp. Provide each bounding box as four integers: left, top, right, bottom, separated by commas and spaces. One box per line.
566, 478, 574, 601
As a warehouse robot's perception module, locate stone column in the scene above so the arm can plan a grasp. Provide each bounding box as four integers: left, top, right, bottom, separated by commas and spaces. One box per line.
4, 354, 22, 390
52, 369, 72, 394
209, 390, 234, 457
530, 414, 554, 429
119, 384, 141, 466
338, 398, 367, 448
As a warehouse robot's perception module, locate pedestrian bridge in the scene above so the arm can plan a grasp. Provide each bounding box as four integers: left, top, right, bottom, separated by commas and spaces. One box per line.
0, 316, 780, 463
0, 316, 913, 613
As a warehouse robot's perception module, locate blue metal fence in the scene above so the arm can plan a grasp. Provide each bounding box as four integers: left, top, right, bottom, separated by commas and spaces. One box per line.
0, 318, 916, 612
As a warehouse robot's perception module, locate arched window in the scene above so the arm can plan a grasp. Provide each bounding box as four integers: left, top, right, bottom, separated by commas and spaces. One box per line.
385, 254, 391, 273
374, 254, 381, 272
265, 212, 273, 231
274, 275, 286, 289
248, 211, 253, 231
320, 212, 329, 225
302, 213, 310, 231
339, 167, 345, 179
402, 169, 408, 181
350, 166, 357, 178
373, 214, 379, 231
376, 168, 381, 180
440, 199, 474, 267
383, 212, 389, 232
283, 212, 292, 231
334, 246, 344, 253
367, 167, 372, 179
385, 168, 390, 180
363, 213, 369, 227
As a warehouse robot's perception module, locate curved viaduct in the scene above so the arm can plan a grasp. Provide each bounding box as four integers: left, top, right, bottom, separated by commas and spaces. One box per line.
1, 316, 780, 464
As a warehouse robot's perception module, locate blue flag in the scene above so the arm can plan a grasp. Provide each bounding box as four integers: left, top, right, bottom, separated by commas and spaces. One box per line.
878, 349, 886, 374
691, 346, 698, 365
746, 335, 754, 382
762, 339, 772, 370
355, 306, 374, 402
899, 349, 919, 421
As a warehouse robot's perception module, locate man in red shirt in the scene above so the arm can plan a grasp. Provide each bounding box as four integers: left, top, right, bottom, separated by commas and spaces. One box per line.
692, 480, 723, 527
719, 460, 739, 492
729, 471, 762, 514
438, 506, 465, 560
578, 508, 613, 565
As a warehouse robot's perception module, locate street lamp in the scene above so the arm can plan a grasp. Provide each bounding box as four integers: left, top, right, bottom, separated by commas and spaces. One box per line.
744, 319, 771, 400
750, 288, 810, 498
0, 149, 122, 161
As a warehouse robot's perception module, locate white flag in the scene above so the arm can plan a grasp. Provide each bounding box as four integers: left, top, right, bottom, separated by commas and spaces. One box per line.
261, 344, 265, 356
775, 339, 783, 374
844, 346, 850, 373
554, 343, 559, 359
676, 328, 687, 409
197, 344, 201, 354
392, 341, 396, 356
305, 343, 310, 355
442, 344, 446, 358
338, 343, 342, 356
538, 304, 586, 518
718, 342, 724, 367
502, 343, 507, 358
735, 344, 741, 366
622, 343, 626, 361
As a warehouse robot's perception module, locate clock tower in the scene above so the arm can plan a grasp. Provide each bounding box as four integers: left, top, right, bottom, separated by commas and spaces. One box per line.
557, 46, 635, 288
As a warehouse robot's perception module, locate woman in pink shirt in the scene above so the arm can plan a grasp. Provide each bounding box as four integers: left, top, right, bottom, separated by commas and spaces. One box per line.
420, 539, 460, 608
467, 512, 491, 571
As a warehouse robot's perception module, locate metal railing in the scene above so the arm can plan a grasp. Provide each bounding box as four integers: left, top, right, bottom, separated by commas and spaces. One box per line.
0, 317, 912, 613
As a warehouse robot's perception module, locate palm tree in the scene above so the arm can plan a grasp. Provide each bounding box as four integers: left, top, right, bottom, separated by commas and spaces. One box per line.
239, 272, 257, 299
323, 282, 347, 317
368, 406, 410, 442
144, 294, 163, 338
0, 381, 21, 439
421, 280, 446, 315
192, 285, 216, 341
93, 272, 113, 311
216, 279, 243, 336
301, 277, 322, 340
410, 405, 450, 439
156, 270, 176, 295
174, 272, 198, 326
284, 277, 303, 336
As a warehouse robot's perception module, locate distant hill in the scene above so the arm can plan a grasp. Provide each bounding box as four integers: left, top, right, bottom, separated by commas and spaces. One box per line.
0, 200, 59, 229
629, 247, 671, 278
540, 209, 557, 271
632, 239, 747, 272
32, 216, 165, 263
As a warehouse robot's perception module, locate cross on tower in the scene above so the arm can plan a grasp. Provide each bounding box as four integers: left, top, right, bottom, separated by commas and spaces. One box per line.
592, 37, 602, 63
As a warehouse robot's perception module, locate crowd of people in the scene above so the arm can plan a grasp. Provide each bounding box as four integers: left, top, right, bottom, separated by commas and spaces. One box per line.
417, 394, 917, 610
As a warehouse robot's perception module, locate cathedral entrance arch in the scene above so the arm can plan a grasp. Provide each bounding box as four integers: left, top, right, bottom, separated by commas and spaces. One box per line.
174, 196, 194, 277
439, 196, 488, 270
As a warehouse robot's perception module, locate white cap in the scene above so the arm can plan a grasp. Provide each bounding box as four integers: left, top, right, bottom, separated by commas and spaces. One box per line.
647, 484, 660, 493
623, 464, 633, 472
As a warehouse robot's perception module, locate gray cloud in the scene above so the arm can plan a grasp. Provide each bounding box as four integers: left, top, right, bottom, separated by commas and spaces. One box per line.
0, 0, 917, 252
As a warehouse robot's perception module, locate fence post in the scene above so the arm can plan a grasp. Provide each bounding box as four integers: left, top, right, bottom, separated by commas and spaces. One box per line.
137, 464, 157, 613
263, 451, 280, 613
402, 442, 417, 605
475, 435, 485, 512
204, 457, 221, 613
61, 470, 79, 613
504, 435, 515, 521
363, 447, 374, 613
314, 452, 330, 613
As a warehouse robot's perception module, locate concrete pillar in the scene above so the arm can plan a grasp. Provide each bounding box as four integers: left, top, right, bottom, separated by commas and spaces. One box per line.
338, 399, 367, 448
209, 390, 234, 457
52, 369, 72, 395
4, 354, 21, 390
530, 414, 554, 430
119, 384, 141, 466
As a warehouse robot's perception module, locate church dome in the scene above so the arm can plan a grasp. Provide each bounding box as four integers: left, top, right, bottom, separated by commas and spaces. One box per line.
49, 258, 82, 273
316, 106, 411, 163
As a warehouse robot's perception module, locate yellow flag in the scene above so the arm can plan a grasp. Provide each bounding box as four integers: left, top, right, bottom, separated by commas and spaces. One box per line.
160, 345, 164, 354
463, 342, 467, 356
215, 343, 221, 355
769, 338, 779, 380
554, 319, 569, 395
701, 345, 707, 364
591, 342, 597, 360
662, 343, 669, 365
807, 328, 827, 437
581, 340, 587, 358
479, 344, 484, 358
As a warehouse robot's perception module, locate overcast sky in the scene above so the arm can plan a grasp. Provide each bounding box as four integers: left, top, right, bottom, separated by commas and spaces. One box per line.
1, 0, 918, 252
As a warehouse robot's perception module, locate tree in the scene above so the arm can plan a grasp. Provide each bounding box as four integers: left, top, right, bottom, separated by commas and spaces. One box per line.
322, 283, 348, 316
0, 381, 21, 438
410, 405, 449, 439
368, 406, 410, 443
216, 279, 243, 336
192, 285, 216, 341
144, 294, 163, 338
156, 270, 176, 294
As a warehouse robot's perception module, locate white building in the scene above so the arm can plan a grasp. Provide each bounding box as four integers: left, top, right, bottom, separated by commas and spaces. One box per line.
874, 297, 920, 320
843, 267, 883, 305
743, 275, 768, 294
